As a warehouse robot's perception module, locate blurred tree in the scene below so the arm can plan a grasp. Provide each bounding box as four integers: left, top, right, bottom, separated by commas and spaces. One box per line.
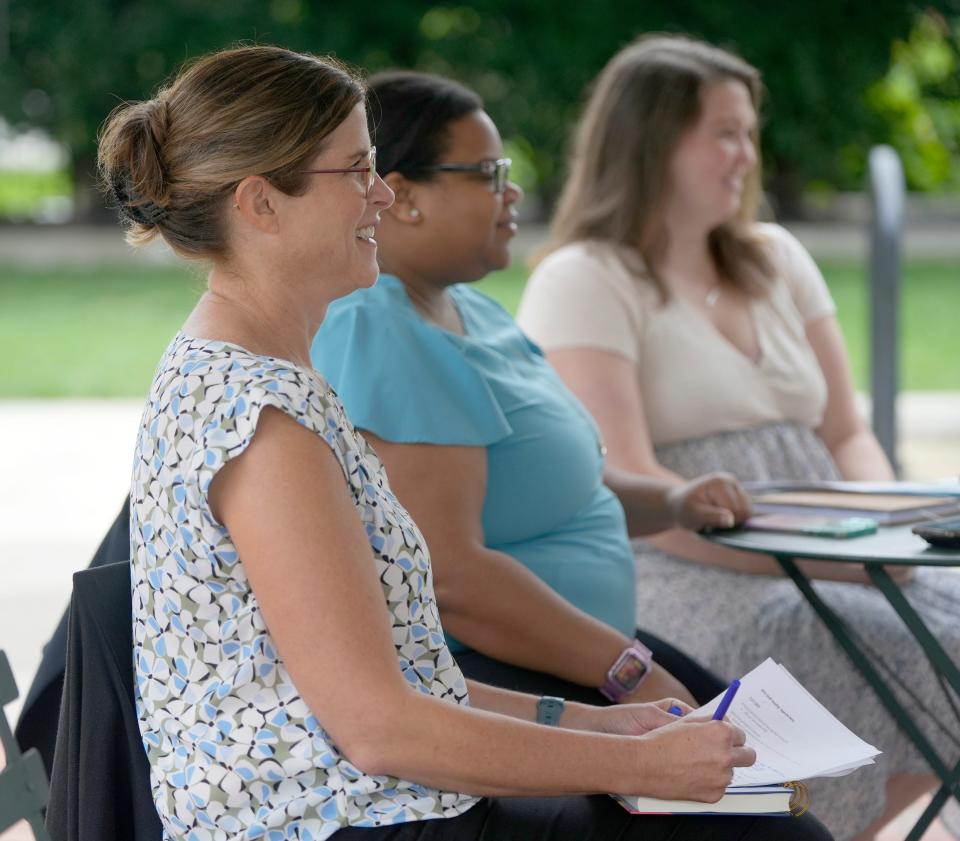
0, 0, 955, 219
864, 9, 960, 191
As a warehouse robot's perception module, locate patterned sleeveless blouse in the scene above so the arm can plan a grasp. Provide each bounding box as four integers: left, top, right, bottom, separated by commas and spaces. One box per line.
130, 333, 479, 840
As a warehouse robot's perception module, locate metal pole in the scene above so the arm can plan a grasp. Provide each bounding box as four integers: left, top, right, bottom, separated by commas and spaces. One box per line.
867, 145, 904, 474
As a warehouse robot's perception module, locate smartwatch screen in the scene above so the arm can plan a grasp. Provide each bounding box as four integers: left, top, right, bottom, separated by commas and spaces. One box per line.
613, 652, 648, 688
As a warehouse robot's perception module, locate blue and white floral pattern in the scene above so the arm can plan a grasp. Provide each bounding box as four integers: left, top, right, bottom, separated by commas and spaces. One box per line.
131, 333, 479, 840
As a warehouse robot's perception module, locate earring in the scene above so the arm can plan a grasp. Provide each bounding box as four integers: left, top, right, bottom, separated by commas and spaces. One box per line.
409, 208, 420, 218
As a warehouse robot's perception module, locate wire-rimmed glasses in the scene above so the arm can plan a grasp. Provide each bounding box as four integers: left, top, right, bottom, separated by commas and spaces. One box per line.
299, 147, 377, 196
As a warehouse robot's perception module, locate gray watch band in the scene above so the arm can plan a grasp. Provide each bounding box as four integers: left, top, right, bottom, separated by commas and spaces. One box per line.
536, 695, 565, 727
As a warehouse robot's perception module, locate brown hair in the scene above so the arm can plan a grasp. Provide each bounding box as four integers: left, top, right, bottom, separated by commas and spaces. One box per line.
543, 34, 772, 297
98, 45, 365, 260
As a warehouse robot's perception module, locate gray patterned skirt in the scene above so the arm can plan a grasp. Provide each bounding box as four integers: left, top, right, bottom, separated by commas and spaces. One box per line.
634, 422, 960, 840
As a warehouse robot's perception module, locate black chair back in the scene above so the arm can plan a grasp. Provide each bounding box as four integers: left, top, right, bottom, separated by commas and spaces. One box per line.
45, 561, 162, 841
0, 650, 51, 840
16, 497, 130, 775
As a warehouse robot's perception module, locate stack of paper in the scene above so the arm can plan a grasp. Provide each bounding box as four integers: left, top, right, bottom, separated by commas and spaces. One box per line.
615, 658, 881, 815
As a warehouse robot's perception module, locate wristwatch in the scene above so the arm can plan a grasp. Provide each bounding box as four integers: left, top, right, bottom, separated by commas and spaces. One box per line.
536, 695, 565, 726
599, 640, 654, 702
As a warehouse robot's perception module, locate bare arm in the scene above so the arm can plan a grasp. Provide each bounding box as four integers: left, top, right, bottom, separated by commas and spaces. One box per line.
545, 347, 891, 584
604, 464, 750, 537
362, 430, 697, 705
464, 678, 696, 735
206, 407, 751, 800
805, 314, 895, 481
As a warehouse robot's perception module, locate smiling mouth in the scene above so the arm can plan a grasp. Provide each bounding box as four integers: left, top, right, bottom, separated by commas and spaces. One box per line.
356, 225, 376, 242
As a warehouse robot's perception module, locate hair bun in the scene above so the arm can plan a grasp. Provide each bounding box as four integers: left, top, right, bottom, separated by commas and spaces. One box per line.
103, 97, 172, 227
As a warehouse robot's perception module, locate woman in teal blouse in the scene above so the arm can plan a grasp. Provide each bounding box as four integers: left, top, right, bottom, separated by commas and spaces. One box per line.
311, 71, 751, 707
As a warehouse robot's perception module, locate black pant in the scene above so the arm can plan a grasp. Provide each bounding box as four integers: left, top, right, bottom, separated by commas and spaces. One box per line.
332, 795, 833, 840
455, 627, 728, 706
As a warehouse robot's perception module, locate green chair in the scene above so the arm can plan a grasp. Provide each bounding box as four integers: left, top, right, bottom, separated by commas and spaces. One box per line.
0, 650, 51, 840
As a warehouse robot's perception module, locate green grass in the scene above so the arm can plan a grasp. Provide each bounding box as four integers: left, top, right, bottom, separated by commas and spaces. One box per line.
818, 260, 960, 391
2, 259, 958, 397
1, 265, 206, 397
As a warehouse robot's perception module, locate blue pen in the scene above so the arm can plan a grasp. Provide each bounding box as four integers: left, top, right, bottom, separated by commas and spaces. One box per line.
712, 679, 741, 721
668, 704, 684, 716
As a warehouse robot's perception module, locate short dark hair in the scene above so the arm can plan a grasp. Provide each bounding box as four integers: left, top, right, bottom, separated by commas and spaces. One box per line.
367, 71, 482, 180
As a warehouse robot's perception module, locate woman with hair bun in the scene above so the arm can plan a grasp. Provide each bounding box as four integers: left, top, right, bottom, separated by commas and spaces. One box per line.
105, 44, 832, 840
518, 34, 960, 840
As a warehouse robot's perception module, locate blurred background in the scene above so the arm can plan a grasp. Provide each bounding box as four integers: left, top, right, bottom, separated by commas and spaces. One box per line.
1, 3, 959, 836
3, 0, 960, 218
2, 0, 960, 398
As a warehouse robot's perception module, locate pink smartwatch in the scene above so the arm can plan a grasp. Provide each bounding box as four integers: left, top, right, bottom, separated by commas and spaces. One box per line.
599, 640, 654, 702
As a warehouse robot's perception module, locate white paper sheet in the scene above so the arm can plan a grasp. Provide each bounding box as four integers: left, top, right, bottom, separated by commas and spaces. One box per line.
697, 658, 881, 786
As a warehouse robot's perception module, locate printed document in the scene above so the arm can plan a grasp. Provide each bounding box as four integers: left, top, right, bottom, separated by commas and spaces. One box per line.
698, 658, 880, 786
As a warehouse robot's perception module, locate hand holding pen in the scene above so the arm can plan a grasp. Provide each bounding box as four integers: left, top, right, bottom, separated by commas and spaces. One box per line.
668, 678, 741, 720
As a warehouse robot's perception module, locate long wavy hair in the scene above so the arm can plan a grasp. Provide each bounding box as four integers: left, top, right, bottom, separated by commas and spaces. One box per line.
542, 34, 773, 298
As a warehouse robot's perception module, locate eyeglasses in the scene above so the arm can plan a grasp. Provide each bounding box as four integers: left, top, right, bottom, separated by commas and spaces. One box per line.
423, 157, 512, 194
299, 147, 377, 196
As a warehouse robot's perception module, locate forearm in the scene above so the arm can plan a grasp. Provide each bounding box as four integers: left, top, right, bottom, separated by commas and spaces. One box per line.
603, 465, 680, 536
609, 453, 762, 567
604, 461, 750, 540
828, 428, 895, 481
437, 546, 632, 689
361, 688, 640, 797
465, 679, 606, 731
623, 455, 878, 581
608, 462, 781, 575
464, 678, 538, 722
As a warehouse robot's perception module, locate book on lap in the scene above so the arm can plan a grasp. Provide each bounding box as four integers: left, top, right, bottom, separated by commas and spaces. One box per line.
613, 784, 800, 816
613, 659, 880, 816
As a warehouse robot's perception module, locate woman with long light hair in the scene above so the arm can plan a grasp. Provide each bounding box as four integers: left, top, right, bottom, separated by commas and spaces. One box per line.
518, 34, 960, 841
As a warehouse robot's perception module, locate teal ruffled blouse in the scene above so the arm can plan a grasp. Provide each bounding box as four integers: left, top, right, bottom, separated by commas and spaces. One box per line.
311, 274, 636, 652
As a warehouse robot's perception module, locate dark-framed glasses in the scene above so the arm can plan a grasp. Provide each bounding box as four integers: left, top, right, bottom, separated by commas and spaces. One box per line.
425, 157, 512, 194
299, 146, 377, 196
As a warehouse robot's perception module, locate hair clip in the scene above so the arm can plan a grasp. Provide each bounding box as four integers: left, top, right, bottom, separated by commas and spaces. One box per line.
109, 174, 169, 226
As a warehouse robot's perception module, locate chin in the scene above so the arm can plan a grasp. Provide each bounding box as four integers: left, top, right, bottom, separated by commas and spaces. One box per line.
706, 204, 741, 231
354, 259, 381, 289
331, 268, 378, 302
485, 248, 512, 274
